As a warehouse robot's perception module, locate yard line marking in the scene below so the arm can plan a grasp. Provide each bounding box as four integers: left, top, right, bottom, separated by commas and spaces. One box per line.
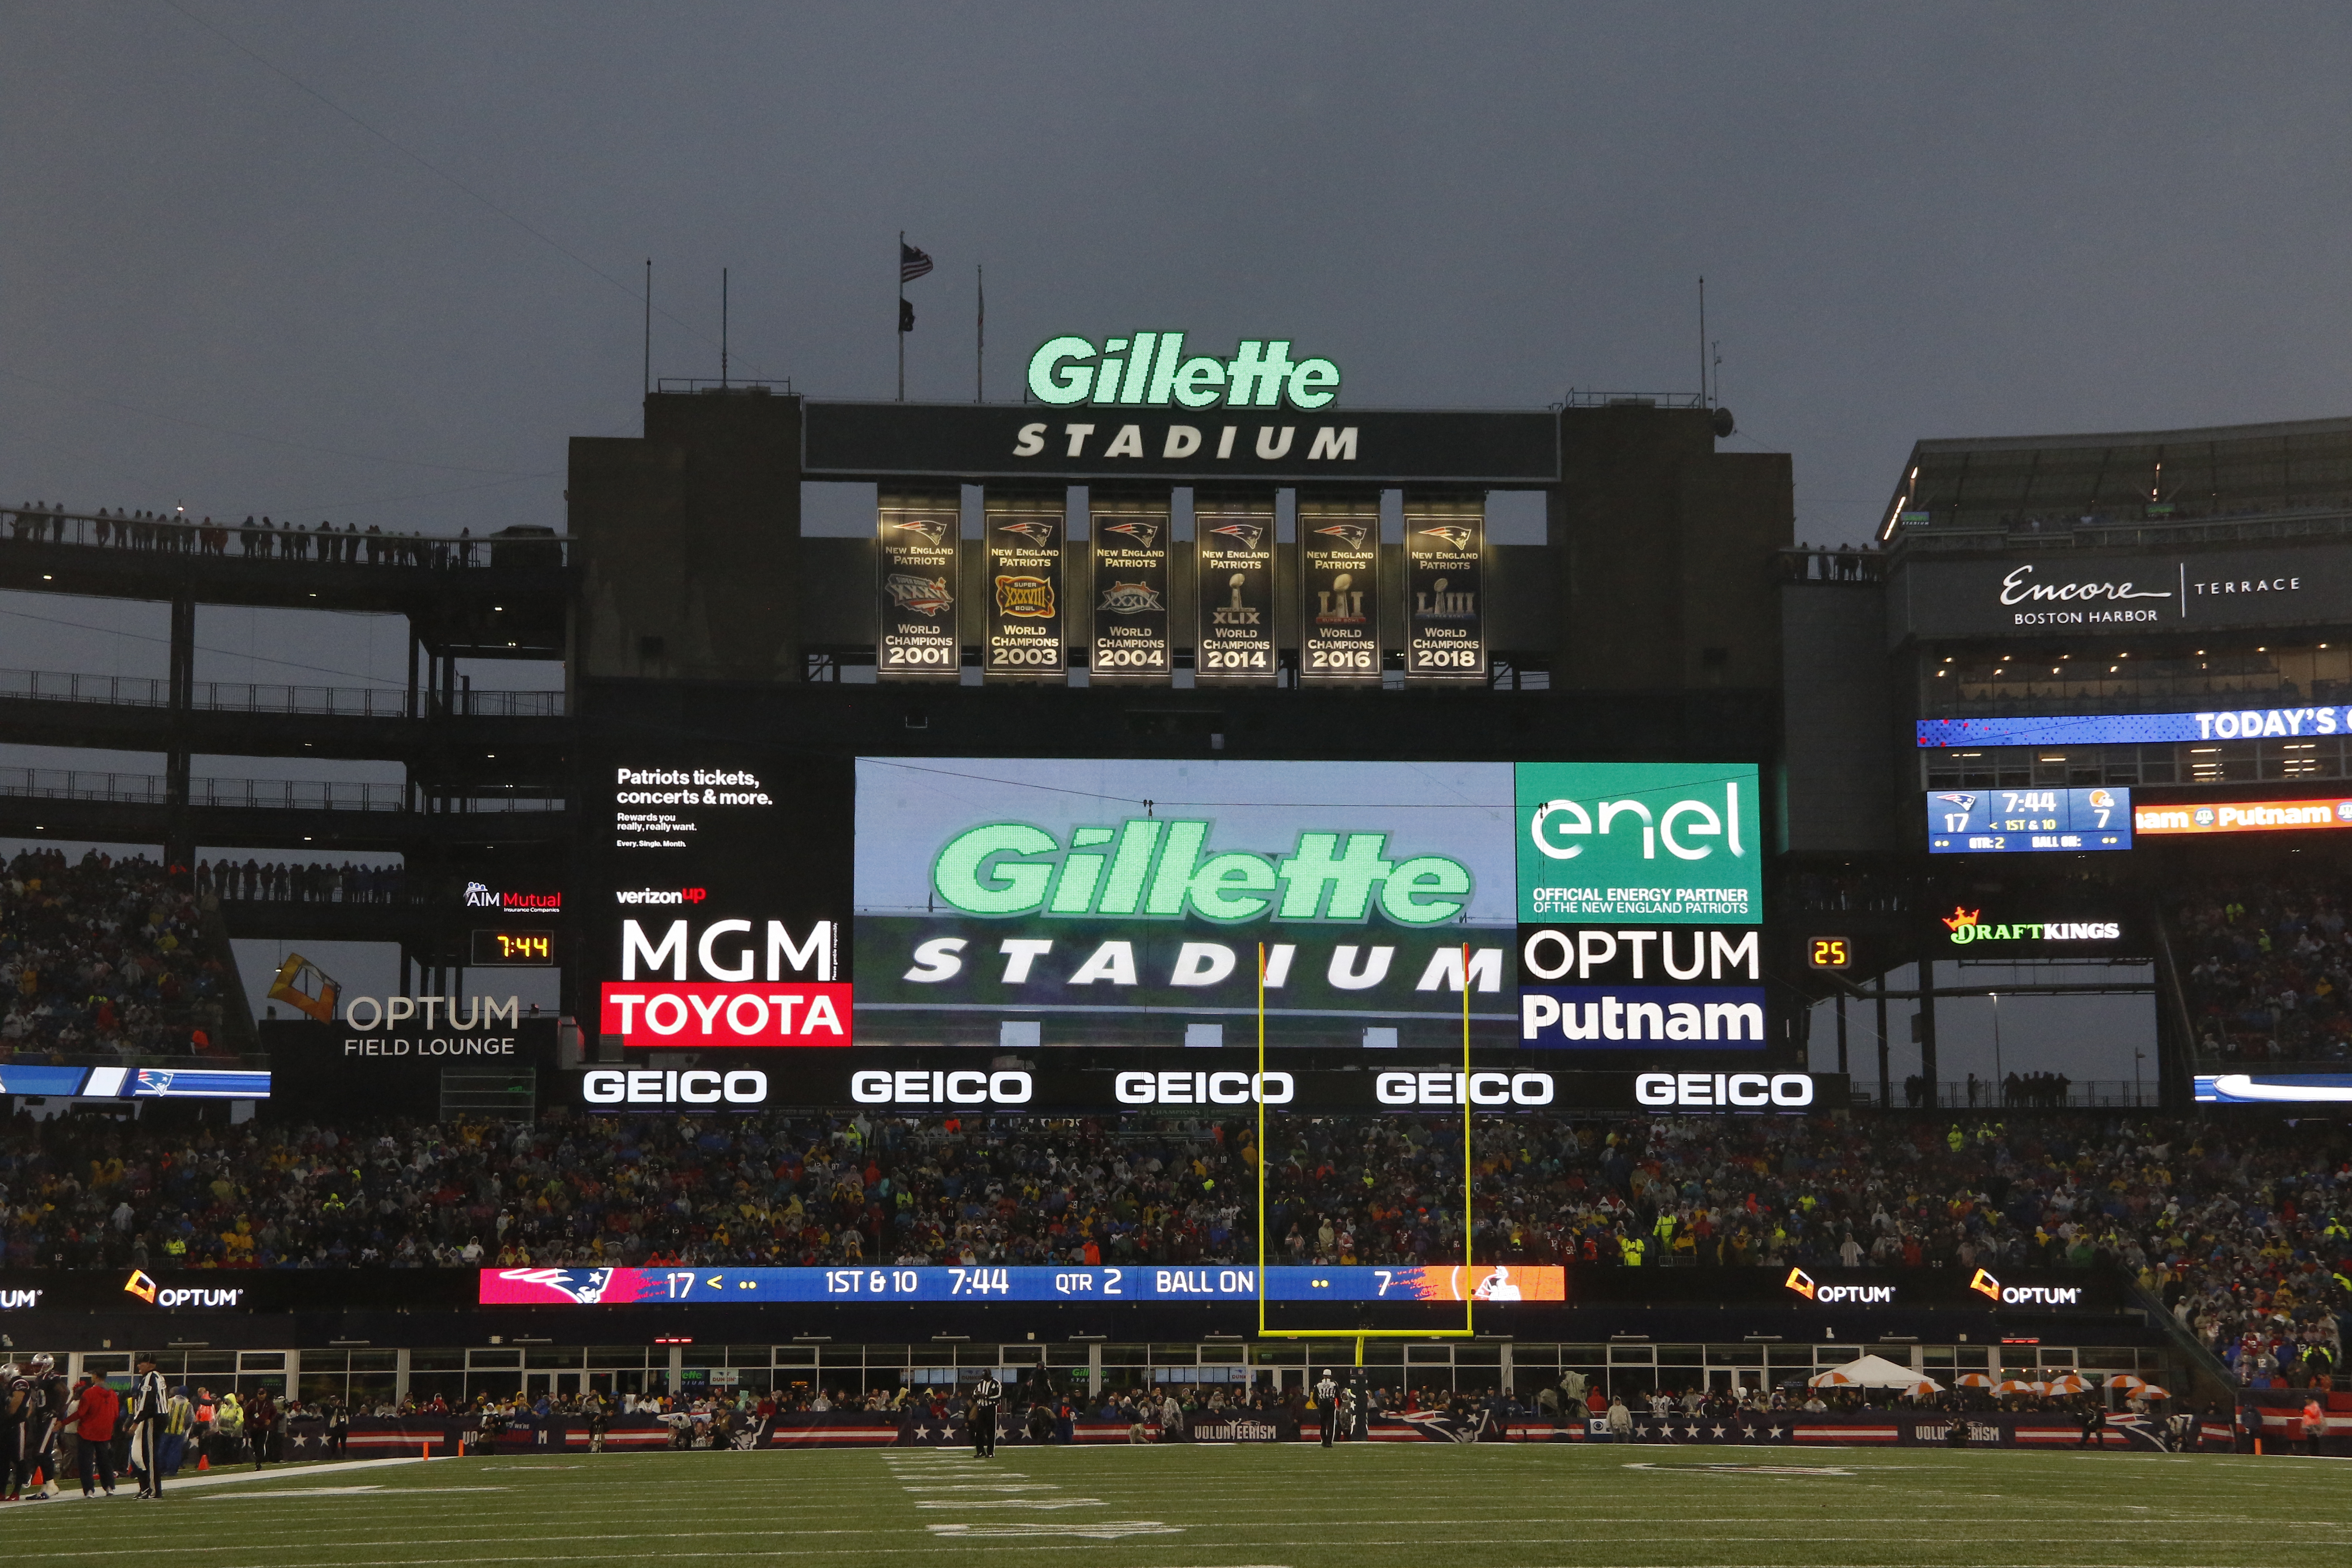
928, 1521, 1181, 1539
912, 1498, 1107, 1510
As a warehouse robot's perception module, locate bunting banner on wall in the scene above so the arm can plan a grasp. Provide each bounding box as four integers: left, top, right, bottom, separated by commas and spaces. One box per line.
874, 489, 963, 681
1298, 491, 1384, 684
983, 490, 1067, 680
1087, 489, 1172, 683
1193, 490, 1278, 684
1403, 493, 1486, 683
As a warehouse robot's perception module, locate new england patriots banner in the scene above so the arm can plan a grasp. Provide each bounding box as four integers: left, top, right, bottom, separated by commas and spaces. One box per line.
1298, 490, 1382, 684
1087, 488, 1171, 683
1403, 491, 1485, 683
983, 488, 1066, 680
876, 489, 962, 680
1194, 489, 1277, 684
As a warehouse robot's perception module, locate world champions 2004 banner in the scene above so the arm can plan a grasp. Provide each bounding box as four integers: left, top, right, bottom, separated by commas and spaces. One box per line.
593, 758, 1763, 1057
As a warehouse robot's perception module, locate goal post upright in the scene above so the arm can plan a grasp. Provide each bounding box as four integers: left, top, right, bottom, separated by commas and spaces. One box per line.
1256, 940, 1477, 1343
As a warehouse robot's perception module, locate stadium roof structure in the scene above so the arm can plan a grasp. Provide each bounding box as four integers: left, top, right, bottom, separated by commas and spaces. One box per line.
1879, 414, 2352, 540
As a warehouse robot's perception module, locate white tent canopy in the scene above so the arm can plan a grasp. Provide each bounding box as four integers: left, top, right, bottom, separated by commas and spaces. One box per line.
1807, 1354, 1941, 1391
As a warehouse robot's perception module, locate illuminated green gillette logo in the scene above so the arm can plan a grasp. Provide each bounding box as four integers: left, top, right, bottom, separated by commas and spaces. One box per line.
1026, 334, 1341, 410
932, 819, 1466, 925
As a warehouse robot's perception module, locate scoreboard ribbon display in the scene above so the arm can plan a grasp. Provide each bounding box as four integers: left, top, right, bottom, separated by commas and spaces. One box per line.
481, 1262, 1565, 1306
1927, 787, 2132, 854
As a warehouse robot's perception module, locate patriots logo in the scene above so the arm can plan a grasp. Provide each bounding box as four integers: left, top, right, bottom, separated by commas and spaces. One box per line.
1415, 524, 1476, 552
1099, 519, 1161, 549
1932, 792, 1978, 812
135, 1069, 173, 1094
1206, 521, 1265, 552
1311, 522, 1370, 550
885, 516, 951, 547
996, 519, 1057, 546
494, 1267, 616, 1305
883, 573, 954, 616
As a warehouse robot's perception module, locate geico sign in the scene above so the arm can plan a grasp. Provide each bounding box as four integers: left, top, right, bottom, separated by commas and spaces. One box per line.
1635, 1072, 1815, 1109
853, 1069, 1035, 1106
1115, 1070, 1295, 1106
1376, 1071, 1555, 1108
585, 1068, 771, 1106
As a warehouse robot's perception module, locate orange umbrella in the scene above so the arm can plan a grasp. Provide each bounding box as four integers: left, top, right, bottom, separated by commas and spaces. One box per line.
1901, 1380, 1941, 1399
2107, 1374, 2147, 1393
1957, 1372, 1996, 1389
2135, 1384, 2171, 1401
2044, 1372, 2090, 1396
1992, 1378, 2038, 1396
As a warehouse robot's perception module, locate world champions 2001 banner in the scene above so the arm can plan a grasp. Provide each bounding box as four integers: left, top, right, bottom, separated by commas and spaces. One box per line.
593, 758, 1764, 1059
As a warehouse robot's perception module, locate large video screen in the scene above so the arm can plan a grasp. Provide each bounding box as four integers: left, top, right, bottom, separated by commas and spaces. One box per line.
592, 756, 1766, 1053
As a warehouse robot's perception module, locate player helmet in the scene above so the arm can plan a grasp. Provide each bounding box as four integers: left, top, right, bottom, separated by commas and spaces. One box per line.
28, 1354, 53, 1375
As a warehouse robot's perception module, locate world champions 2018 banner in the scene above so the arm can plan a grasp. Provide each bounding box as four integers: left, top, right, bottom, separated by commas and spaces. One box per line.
594, 758, 1764, 1056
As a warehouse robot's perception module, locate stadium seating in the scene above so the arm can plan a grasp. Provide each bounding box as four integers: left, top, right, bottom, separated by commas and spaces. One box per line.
2168, 876, 2352, 1063
1, 1104, 2341, 1384
0, 847, 237, 1065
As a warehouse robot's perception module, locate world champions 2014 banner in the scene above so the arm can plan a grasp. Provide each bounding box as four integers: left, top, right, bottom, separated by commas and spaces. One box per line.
593, 758, 1764, 1056
481, 1262, 1565, 1306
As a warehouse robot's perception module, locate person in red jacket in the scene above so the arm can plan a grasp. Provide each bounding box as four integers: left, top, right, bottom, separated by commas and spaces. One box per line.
71, 1377, 119, 1497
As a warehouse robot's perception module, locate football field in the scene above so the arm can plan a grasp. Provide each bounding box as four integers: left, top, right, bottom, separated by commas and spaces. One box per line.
3, 1443, 2340, 1567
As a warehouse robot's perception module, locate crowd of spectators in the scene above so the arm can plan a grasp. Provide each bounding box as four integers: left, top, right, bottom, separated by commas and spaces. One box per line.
8, 501, 497, 568
0, 848, 234, 1064
198, 859, 407, 904
2, 1105, 2343, 1386
1784, 542, 1885, 582
2171, 876, 2352, 1063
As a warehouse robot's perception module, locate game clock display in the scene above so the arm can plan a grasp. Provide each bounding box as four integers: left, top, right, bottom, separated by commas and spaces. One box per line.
1927, 787, 2132, 854
471, 929, 555, 966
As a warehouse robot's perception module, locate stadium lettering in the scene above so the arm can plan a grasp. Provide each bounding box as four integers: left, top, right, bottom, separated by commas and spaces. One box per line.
929, 820, 1470, 925
341, 995, 521, 1031
1026, 333, 1340, 410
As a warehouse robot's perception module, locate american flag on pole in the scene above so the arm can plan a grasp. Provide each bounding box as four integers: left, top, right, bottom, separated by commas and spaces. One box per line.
900, 242, 934, 283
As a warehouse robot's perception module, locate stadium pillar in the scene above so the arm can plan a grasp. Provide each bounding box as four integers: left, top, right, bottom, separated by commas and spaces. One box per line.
165, 594, 194, 864
1917, 959, 1940, 1109
394, 1348, 411, 1407
1834, 992, 1848, 1076
1874, 973, 1890, 1109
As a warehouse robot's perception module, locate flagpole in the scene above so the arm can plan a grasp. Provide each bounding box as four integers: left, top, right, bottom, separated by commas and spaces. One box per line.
897, 230, 906, 402
976, 264, 984, 403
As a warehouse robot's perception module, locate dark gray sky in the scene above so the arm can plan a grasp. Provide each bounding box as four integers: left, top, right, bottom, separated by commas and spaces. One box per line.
13, 3, 2335, 1039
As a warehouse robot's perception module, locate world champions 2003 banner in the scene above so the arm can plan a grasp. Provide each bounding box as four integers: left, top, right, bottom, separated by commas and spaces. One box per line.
593, 758, 1763, 1056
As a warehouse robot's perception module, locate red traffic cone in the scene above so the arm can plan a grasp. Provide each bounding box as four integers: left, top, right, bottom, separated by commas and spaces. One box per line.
196, 1453, 209, 1472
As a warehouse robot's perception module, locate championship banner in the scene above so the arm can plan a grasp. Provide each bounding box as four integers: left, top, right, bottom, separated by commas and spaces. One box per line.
1193, 490, 1277, 683
1087, 489, 1171, 683
1403, 493, 1485, 682
1298, 491, 1382, 684
875, 489, 962, 680
983, 490, 1066, 680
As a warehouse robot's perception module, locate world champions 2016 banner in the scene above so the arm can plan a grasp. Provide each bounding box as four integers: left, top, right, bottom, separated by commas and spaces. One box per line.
593, 758, 1764, 1057
481, 1262, 1564, 1306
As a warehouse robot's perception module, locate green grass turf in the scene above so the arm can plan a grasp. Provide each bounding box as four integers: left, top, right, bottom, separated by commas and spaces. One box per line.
3, 1442, 2342, 1567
